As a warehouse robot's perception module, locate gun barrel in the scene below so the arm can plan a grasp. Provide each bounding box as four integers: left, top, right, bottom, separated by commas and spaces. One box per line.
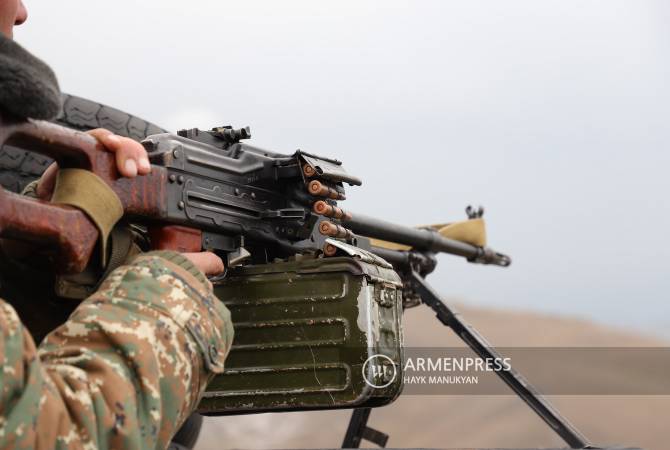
344, 213, 511, 266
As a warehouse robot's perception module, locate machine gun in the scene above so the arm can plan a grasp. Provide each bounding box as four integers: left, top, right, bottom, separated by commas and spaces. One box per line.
0, 116, 591, 449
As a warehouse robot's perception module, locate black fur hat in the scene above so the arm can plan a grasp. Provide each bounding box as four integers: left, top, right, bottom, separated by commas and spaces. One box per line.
0, 34, 61, 120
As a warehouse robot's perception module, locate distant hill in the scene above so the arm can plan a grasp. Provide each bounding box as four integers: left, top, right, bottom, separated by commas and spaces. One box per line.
196, 303, 669, 450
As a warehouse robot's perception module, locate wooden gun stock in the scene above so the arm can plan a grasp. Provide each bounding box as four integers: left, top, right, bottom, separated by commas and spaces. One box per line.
0, 188, 98, 273
0, 116, 170, 273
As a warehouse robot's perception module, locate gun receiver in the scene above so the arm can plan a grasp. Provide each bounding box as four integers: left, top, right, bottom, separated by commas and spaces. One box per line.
0, 117, 509, 273
0, 118, 363, 270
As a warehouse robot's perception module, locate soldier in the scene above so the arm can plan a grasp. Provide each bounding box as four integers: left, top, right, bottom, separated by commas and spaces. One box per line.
0, 1, 234, 448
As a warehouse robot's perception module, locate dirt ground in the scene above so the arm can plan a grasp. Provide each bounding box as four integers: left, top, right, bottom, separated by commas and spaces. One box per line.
196, 303, 669, 450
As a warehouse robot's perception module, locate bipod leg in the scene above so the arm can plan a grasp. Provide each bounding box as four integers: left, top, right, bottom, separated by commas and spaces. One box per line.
342, 408, 389, 448
410, 270, 591, 449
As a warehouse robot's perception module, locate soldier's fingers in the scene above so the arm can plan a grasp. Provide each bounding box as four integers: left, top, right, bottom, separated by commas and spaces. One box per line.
86, 128, 113, 141
183, 252, 226, 276
87, 129, 151, 177
36, 162, 59, 200
103, 135, 148, 177
88, 129, 136, 177
116, 136, 151, 175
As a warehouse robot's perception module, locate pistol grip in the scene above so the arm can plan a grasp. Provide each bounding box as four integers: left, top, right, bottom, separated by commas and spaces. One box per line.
148, 225, 202, 253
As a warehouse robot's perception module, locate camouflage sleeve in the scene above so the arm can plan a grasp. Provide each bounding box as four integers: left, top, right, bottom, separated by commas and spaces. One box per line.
0, 251, 233, 450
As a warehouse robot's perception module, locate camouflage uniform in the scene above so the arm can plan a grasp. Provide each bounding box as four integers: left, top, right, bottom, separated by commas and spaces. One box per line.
0, 251, 233, 450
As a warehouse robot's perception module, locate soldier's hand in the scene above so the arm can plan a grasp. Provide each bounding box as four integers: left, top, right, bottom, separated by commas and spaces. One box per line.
36, 129, 151, 199
183, 252, 226, 276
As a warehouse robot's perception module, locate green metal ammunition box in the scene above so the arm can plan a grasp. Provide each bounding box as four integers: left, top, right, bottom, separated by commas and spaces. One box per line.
199, 244, 404, 415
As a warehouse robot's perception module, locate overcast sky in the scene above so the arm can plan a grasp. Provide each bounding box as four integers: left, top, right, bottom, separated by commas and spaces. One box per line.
15, 0, 670, 336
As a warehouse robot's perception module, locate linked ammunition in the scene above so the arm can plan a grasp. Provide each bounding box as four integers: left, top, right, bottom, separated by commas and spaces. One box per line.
318, 221, 354, 239
308, 180, 345, 200
302, 164, 317, 177
313, 200, 352, 220
322, 242, 338, 256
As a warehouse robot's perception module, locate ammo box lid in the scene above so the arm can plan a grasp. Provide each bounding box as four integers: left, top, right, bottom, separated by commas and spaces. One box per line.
221, 239, 401, 287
